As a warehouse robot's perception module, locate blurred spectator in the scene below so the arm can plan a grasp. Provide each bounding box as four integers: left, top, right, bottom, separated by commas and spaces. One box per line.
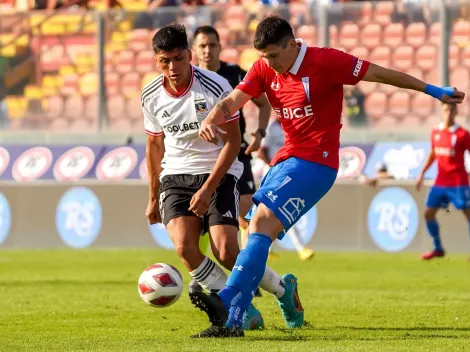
133, 0, 180, 30
359, 162, 395, 187
344, 85, 367, 128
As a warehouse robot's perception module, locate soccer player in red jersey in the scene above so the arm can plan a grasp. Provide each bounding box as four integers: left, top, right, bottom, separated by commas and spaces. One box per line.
417, 103, 470, 260
189, 16, 465, 337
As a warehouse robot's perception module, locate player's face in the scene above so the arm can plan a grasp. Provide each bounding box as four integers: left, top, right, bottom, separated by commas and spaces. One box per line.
442, 103, 457, 126
193, 33, 221, 67
155, 48, 192, 86
258, 39, 298, 74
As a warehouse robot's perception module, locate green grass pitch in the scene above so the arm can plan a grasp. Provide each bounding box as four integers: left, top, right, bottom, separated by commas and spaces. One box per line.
0, 249, 469, 351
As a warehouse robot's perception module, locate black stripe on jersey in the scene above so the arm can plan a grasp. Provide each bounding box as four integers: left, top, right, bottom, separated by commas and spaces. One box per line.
141, 76, 162, 97
141, 77, 163, 104
194, 71, 223, 97
197, 79, 220, 98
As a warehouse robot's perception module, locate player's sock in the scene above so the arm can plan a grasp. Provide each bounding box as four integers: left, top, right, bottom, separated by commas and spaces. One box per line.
426, 220, 443, 251
190, 256, 227, 292
218, 233, 272, 327
259, 265, 285, 299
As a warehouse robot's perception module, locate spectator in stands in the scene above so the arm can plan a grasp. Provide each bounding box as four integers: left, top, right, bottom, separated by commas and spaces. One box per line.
133, 0, 180, 30
358, 162, 395, 187
344, 85, 367, 128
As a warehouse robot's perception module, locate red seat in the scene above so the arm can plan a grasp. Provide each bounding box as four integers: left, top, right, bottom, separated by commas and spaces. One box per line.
46, 95, 64, 119
135, 50, 155, 74
116, 50, 135, 74
383, 23, 404, 47
339, 23, 359, 49
452, 21, 470, 46
388, 91, 410, 117
361, 23, 381, 49
370, 46, 391, 68
121, 72, 141, 98
127, 96, 143, 121
105, 72, 120, 96
415, 45, 437, 72
329, 25, 338, 48
461, 46, 470, 67
63, 96, 84, 119
450, 66, 470, 90
449, 44, 460, 70
392, 45, 414, 71
349, 46, 369, 62
129, 29, 151, 51
60, 74, 79, 96
405, 22, 426, 48
364, 92, 387, 119
411, 94, 435, 117
107, 95, 126, 121
296, 25, 316, 46
429, 23, 441, 46
85, 96, 98, 120
374, 1, 394, 25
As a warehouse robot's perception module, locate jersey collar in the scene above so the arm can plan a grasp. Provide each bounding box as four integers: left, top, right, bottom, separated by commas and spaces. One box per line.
288, 39, 307, 75
439, 122, 459, 132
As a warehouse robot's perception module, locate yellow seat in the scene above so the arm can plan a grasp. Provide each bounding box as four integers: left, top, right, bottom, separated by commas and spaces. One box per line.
41, 23, 66, 35
77, 65, 94, 75
239, 48, 258, 71
141, 72, 158, 89
42, 75, 58, 88
41, 86, 58, 97
59, 66, 77, 76
118, 20, 131, 32
79, 73, 98, 96
0, 45, 16, 57
50, 14, 83, 24
24, 85, 43, 99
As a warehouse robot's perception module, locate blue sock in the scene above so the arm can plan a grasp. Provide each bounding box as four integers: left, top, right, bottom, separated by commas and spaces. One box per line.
218, 233, 272, 328
426, 220, 443, 251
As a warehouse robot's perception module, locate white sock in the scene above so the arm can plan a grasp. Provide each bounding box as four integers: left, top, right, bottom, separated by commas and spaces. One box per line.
259, 265, 285, 298
288, 226, 305, 253
190, 257, 227, 292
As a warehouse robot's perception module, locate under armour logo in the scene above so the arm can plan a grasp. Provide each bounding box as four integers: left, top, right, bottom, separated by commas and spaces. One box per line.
271, 82, 280, 91
234, 265, 243, 271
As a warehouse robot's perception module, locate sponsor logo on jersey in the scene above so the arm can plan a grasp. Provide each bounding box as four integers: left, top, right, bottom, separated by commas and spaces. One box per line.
56, 187, 102, 248
353, 58, 363, 77
96, 147, 138, 180
367, 187, 418, 252
301, 77, 310, 102
161, 110, 171, 119
338, 146, 367, 179
273, 105, 313, 119
0, 192, 11, 245
271, 81, 280, 91
0, 147, 10, 177
12, 147, 53, 182
434, 146, 455, 157
164, 122, 200, 133
53, 146, 95, 181
195, 100, 208, 114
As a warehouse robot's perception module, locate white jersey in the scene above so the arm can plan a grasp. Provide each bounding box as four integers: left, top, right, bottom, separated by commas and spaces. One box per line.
142, 65, 243, 179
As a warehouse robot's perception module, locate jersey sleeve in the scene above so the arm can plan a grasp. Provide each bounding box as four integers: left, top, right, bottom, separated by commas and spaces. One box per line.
320, 48, 370, 85
217, 77, 241, 126
235, 60, 265, 99
464, 131, 470, 151
142, 102, 163, 137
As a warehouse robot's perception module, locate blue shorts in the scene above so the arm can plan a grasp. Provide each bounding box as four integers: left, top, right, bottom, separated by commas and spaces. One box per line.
245, 157, 337, 240
426, 186, 470, 210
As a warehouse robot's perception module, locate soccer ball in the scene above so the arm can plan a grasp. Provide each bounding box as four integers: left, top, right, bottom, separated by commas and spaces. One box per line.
138, 263, 184, 308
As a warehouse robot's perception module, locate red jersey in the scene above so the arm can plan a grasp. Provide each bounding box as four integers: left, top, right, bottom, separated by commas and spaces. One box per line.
236, 39, 370, 170
431, 124, 470, 186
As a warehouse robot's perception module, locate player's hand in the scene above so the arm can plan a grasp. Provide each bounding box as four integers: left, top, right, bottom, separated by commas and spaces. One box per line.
416, 174, 424, 191
188, 187, 212, 217
245, 131, 262, 154
145, 198, 161, 225
199, 120, 227, 144
441, 87, 465, 104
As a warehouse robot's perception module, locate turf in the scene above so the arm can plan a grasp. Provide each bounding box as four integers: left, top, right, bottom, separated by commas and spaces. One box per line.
0, 250, 469, 352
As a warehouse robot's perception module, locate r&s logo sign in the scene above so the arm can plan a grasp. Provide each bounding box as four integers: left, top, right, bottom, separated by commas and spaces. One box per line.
56, 187, 102, 248
367, 187, 418, 252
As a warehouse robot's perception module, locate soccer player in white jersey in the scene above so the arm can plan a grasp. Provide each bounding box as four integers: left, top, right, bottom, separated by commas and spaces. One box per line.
143, 24, 290, 338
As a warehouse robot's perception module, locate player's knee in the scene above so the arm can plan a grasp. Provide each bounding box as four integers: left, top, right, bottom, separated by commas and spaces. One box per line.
424, 208, 437, 221
174, 240, 200, 264
249, 203, 284, 240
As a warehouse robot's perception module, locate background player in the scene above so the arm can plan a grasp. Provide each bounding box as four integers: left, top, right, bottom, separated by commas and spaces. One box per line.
190, 25, 271, 295
192, 16, 465, 337
416, 103, 470, 260
142, 23, 264, 335
258, 115, 315, 261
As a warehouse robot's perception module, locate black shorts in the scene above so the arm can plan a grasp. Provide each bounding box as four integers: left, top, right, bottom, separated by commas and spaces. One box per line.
238, 156, 256, 196
159, 173, 240, 230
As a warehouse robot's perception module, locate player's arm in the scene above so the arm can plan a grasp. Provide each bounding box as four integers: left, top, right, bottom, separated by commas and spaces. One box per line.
246, 93, 271, 154
189, 119, 241, 216
417, 148, 435, 191
200, 60, 265, 144
362, 63, 465, 104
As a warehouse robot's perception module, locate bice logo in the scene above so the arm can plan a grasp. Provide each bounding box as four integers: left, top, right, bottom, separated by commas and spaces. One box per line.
53, 146, 95, 181
338, 146, 367, 179
56, 187, 102, 248
0, 147, 10, 177
367, 187, 418, 252
12, 147, 53, 182
96, 147, 138, 180
273, 105, 313, 119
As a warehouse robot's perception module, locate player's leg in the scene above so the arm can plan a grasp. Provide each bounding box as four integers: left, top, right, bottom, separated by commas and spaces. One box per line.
449, 186, 470, 260
191, 158, 337, 336
288, 226, 314, 261
421, 186, 446, 260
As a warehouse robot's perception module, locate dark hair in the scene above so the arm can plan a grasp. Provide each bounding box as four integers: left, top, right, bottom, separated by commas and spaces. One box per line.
254, 16, 294, 50
152, 23, 188, 53
193, 25, 220, 43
